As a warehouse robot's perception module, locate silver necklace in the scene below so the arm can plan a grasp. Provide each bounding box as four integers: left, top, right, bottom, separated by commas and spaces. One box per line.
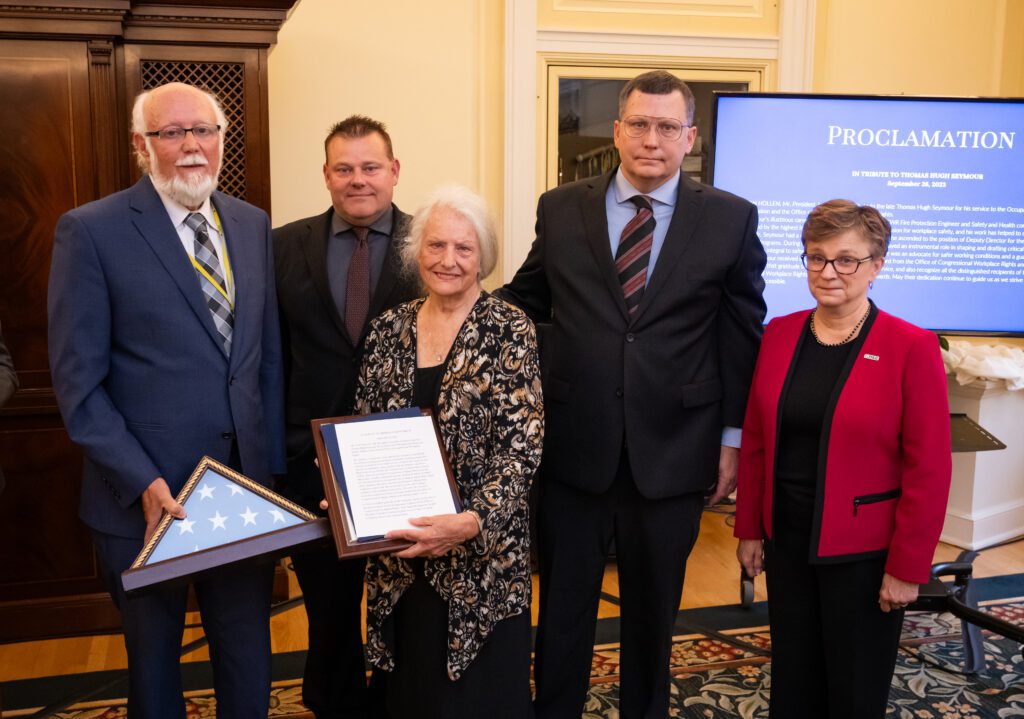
810, 305, 869, 346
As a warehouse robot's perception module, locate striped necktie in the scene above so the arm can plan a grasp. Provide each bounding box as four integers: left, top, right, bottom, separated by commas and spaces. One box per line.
615, 195, 655, 315
185, 212, 233, 354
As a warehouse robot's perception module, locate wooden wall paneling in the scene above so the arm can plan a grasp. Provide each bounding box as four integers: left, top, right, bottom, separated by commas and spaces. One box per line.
0, 0, 296, 643
0, 37, 124, 642
88, 38, 130, 196
0, 2, 129, 38
124, 1, 293, 47
0, 39, 100, 375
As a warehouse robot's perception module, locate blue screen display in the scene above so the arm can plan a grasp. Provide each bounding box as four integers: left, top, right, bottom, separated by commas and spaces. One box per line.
710, 93, 1024, 334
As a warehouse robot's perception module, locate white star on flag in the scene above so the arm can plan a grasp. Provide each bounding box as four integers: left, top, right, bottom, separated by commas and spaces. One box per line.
142, 466, 311, 566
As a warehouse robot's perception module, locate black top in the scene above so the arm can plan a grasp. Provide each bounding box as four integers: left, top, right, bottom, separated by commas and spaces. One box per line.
413, 362, 446, 414
410, 361, 447, 577
775, 324, 854, 541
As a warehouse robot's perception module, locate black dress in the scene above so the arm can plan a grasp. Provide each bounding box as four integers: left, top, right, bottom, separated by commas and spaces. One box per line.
371, 360, 534, 719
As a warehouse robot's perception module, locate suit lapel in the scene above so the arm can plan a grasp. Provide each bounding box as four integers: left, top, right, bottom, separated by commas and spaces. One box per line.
581, 173, 629, 321
300, 209, 351, 344
633, 175, 704, 322
214, 193, 250, 364
129, 177, 228, 358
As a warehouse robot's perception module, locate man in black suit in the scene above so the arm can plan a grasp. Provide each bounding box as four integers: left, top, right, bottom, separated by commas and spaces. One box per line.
273, 116, 420, 718
499, 71, 767, 718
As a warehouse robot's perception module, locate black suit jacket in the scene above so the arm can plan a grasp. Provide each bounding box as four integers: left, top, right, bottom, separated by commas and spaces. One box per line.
273, 205, 422, 510
499, 171, 766, 499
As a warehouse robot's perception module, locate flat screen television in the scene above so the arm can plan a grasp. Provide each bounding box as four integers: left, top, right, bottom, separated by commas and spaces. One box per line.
709, 92, 1024, 335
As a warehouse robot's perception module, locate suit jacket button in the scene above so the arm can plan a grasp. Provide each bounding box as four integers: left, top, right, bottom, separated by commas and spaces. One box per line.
229, 376, 236, 385
615, 387, 623, 397
221, 432, 235, 440
625, 333, 635, 343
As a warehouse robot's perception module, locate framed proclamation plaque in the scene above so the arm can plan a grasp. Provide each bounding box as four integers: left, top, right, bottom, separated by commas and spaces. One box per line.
312, 408, 462, 559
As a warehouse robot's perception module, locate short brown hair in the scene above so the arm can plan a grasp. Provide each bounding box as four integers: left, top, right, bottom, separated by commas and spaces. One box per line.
323, 115, 394, 160
802, 199, 891, 257
618, 70, 696, 125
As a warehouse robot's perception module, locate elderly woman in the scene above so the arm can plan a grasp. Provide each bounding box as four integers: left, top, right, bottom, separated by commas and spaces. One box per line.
734, 200, 951, 718
352, 185, 543, 718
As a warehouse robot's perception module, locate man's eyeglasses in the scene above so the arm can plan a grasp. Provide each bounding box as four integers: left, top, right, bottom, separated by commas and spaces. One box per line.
620, 115, 690, 141
801, 253, 874, 274
144, 124, 222, 142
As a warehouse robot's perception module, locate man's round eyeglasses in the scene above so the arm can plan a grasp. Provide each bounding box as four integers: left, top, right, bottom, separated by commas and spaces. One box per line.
144, 124, 222, 142
801, 253, 874, 274
620, 115, 690, 141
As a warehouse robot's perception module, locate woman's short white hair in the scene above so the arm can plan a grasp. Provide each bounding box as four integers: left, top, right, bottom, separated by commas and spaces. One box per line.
402, 184, 499, 283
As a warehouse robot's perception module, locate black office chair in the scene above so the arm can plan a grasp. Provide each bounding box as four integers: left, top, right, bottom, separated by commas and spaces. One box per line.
910, 548, 1024, 673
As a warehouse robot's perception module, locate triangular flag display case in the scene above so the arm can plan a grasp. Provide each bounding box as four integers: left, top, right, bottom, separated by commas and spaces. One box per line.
122, 456, 330, 595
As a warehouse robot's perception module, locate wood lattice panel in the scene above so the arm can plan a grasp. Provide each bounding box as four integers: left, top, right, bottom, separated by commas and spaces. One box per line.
140, 61, 247, 199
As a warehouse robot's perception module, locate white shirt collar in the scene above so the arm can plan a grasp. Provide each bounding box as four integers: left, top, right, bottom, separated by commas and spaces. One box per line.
153, 183, 218, 233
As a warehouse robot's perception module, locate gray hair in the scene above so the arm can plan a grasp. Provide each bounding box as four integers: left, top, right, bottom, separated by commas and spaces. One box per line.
131, 83, 228, 173
402, 184, 499, 284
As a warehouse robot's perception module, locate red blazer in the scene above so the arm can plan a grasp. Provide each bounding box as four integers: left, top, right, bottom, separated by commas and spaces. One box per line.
734, 305, 951, 583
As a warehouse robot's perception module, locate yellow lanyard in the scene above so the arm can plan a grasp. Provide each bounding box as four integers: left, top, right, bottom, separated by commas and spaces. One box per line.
189, 207, 234, 310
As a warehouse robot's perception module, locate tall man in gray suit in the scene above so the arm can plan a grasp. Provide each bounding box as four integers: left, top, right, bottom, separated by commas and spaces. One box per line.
48, 82, 285, 717
499, 71, 767, 718
273, 116, 420, 718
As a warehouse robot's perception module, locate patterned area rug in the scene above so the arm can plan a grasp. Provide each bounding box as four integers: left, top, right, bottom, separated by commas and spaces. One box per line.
584, 600, 1024, 718
6, 601, 1023, 718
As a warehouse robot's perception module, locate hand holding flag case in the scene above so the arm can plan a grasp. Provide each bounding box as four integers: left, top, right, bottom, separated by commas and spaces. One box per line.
121, 456, 330, 594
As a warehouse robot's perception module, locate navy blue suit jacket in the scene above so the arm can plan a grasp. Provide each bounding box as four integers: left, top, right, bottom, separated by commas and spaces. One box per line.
49, 176, 286, 539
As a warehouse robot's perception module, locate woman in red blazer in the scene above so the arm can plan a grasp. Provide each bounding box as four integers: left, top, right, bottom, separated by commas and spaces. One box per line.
734, 200, 951, 719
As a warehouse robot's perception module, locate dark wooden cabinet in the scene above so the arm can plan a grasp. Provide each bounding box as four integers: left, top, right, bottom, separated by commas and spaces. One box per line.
0, 0, 296, 643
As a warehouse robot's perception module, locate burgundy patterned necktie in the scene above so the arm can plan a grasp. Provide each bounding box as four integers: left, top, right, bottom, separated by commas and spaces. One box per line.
345, 226, 371, 341
615, 195, 655, 315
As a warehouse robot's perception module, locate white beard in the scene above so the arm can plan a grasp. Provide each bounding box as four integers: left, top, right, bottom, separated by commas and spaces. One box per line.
150, 162, 219, 209
145, 137, 221, 209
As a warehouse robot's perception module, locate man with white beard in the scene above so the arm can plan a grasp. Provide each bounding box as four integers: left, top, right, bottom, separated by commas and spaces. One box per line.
48, 82, 285, 717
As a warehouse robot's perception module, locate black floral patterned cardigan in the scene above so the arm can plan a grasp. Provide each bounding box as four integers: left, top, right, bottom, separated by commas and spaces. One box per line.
354, 292, 544, 680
